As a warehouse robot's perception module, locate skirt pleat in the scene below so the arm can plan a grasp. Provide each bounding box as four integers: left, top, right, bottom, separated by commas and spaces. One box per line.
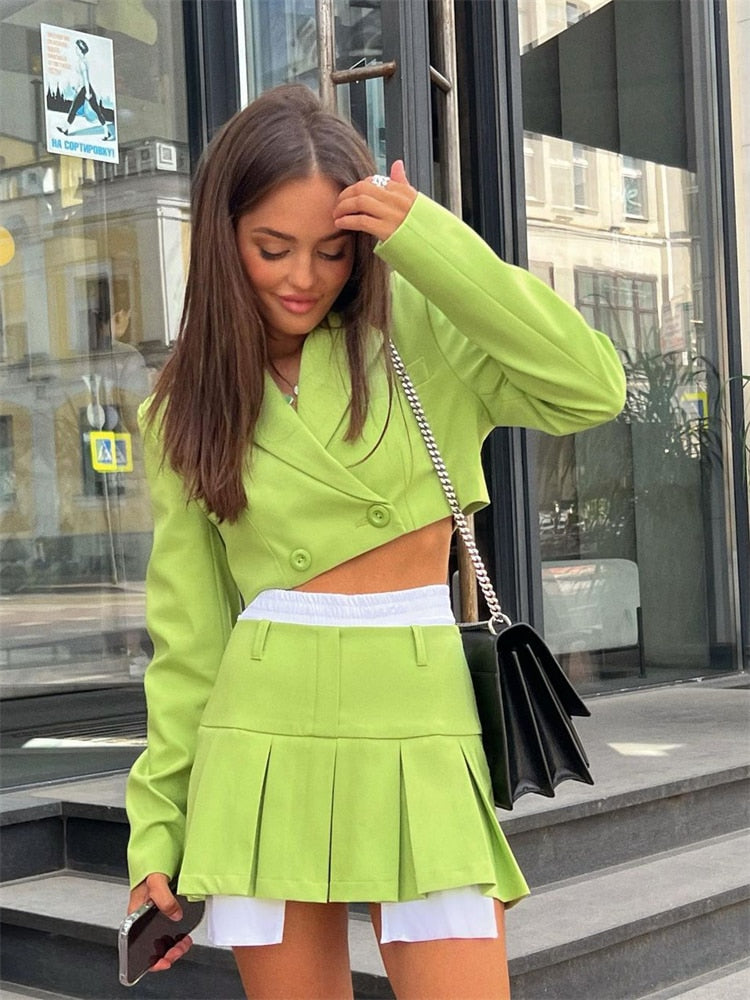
177, 619, 529, 906
182, 727, 272, 896
329, 738, 402, 900
399, 736, 498, 896
255, 736, 338, 900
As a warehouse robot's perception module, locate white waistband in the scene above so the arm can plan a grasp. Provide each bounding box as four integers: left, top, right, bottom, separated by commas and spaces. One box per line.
237, 585, 455, 627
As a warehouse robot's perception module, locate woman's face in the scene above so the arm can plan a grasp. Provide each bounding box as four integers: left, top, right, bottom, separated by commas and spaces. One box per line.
235, 173, 355, 354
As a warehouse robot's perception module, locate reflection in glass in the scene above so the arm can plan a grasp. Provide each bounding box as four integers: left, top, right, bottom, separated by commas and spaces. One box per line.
243, 0, 386, 170
518, 0, 734, 689
0, 0, 190, 700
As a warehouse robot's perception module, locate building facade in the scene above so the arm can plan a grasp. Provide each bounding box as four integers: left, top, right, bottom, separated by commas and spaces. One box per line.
0, 0, 747, 781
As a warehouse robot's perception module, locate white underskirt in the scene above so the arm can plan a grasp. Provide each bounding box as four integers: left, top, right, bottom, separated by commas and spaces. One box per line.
207, 585, 497, 946
207, 886, 497, 947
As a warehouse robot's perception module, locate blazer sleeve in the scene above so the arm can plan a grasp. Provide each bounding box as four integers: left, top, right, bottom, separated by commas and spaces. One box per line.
125, 402, 242, 888
375, 194, 626, 436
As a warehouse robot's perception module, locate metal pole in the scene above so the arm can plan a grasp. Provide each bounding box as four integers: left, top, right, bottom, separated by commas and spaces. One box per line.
436, 0, 462, 218
433, 0, 478, 621
331, 61, 397, 85
316, 0, 336, 110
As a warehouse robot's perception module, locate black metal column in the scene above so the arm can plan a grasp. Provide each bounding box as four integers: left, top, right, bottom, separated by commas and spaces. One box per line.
713, 0, 749, 667
183, 0, 241, 167
455, 0, 539, 624
381, 0, 434, 195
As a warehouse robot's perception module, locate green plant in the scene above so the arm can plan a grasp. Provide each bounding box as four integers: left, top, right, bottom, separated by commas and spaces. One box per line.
619, 347, 709, 465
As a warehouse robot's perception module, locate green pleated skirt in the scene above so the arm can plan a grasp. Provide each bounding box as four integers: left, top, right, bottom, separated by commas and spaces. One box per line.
178, 618, 529, 905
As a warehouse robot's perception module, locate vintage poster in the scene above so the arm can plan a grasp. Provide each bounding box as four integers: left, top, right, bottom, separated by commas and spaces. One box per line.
41, 24, 119, 165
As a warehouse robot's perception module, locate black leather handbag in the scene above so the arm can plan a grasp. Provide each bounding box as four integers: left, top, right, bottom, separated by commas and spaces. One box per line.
390, 343, 594, 810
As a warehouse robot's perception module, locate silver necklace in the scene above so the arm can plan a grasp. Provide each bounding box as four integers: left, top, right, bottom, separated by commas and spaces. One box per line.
268, 358, 299, 406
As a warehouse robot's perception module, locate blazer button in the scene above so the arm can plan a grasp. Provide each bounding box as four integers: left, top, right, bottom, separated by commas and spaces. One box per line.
367, 503, 391, 527
290, 548, 312, 571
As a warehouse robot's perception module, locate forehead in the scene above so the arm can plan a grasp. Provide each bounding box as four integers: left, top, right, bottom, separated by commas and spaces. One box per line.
244, 174, 343, 230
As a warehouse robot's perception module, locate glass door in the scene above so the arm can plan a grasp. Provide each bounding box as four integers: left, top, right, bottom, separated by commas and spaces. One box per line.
240, 0, 435, 191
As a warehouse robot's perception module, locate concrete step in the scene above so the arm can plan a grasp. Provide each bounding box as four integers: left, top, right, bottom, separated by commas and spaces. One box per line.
505, 830, 750, 999
506, 763, 749, 889
2, 830, 749, 1000
641, 958, 750, 999
502, 684, 750, 888
0, 871, 243, 999
0, 985, 79, 1000
0, 871, 389, 1000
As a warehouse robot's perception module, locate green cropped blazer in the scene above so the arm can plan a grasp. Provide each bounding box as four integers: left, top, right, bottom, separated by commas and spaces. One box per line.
126, 193, 626, 887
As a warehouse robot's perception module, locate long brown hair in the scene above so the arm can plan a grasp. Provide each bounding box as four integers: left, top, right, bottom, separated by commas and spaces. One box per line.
148, 84, 391, 521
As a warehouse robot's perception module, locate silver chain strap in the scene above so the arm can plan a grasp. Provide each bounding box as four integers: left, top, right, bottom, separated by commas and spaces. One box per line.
389, 341, 511, 629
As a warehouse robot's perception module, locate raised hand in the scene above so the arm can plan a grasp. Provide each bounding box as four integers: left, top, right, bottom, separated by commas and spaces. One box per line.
333, 159, 418, 243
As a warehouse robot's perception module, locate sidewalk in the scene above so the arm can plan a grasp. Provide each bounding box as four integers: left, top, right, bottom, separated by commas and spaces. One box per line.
1, 674, 748, 1000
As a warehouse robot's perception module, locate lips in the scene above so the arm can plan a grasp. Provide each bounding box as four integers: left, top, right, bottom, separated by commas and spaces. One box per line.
279, 296, 319, 314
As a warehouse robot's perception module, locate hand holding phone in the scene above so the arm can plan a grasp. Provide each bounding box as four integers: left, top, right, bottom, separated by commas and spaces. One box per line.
119, 876, 205, 987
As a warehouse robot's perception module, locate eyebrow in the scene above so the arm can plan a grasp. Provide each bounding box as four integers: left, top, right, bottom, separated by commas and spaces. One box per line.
251, 227, 347, 244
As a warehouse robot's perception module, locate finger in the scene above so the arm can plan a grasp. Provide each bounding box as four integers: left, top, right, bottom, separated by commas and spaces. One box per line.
333, 214, 393, 242
334, 201, 406, 242
334, 190, 386, 219
168, 934, 194, 963
337, 175, 403, 205
145, 873, 183, 921
389, 159, 409, 185
335, 188, 414, 223
336, 179, 373, 204
334, 183, 398, 218
334, 178, 417, 242
127, 883, 150, 915
150, 934, 193, 972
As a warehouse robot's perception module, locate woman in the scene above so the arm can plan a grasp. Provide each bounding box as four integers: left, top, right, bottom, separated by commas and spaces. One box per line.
125, 83, 625, 999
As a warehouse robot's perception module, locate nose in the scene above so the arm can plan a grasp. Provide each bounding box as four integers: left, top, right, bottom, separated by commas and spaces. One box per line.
288, 254, 317, 291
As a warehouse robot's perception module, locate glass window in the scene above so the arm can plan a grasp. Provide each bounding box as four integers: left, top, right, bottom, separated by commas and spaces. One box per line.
575, 270, 658, 355
549, 138, 574, 211
242, 0, 386, 171
519, 0, 737, 692
243, 0, 319, 93
573, 143, 597, 210
524, 134, 545, 203
0, 1, 190, 753
622, 155, 648, 218
334, 0, 385, 170
518, 2, 538, 52
529, 261, 555, 289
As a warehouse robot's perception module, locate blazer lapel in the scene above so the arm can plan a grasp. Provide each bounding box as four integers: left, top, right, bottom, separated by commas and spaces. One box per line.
297, 324, 391, 454
252, 336, 385, 502
295, 324, 351, 449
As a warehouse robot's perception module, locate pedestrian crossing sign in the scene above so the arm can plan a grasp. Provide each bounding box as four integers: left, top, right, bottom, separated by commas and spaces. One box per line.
89, 431, 133, 472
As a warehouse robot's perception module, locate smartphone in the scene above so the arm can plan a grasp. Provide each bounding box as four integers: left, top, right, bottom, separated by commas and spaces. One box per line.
118, 891, 205, 987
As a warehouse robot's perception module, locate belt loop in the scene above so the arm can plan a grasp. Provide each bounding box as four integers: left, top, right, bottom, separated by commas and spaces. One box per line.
251, 619, 271, 660
411, 625, 428, 666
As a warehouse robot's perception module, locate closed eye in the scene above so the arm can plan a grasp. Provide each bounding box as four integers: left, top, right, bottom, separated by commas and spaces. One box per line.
319, 249, 347, 261
259, 248, 288, 260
